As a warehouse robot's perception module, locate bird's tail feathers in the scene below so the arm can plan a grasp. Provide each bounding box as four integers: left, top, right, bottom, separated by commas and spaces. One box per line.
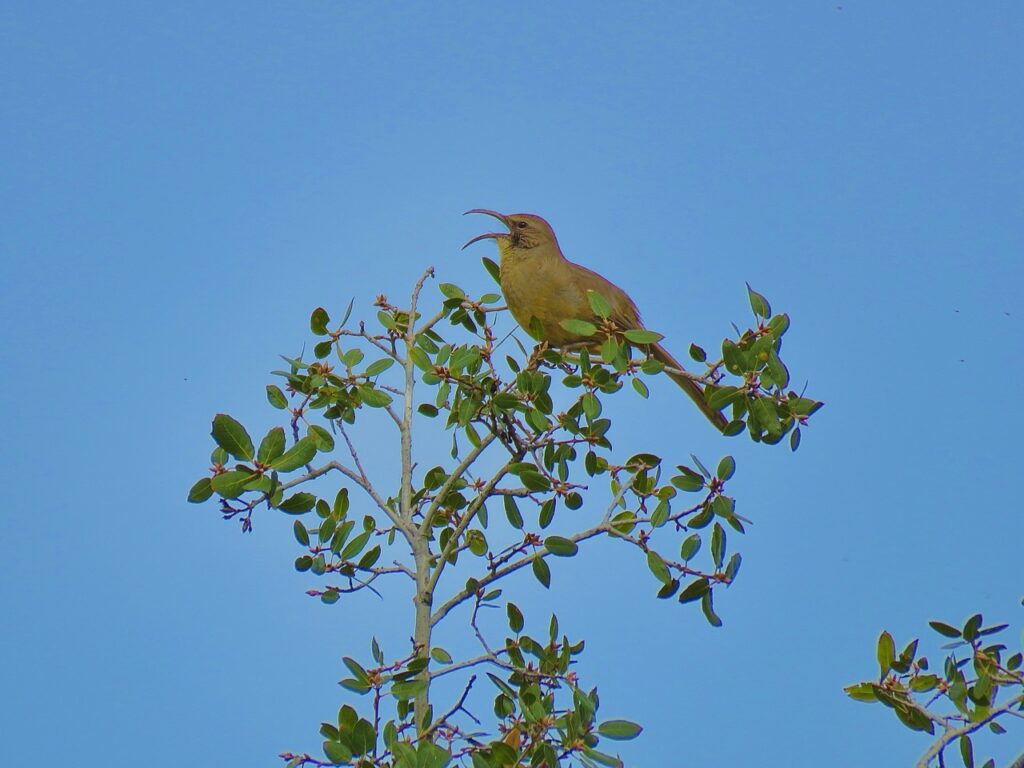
651, 343, 728, 431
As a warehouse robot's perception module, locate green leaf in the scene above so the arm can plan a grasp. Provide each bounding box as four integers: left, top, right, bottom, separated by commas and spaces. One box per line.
959, 736, 974, 768
341, 530, 372, 560
909, 674, 940, 693
560, 318, 598, 337
466, 530, 488, 556
270, 437, 317, 472
631, 377, 649, 398
716, 455, 736, 481
538, 498, 556, 528
746, 283, 771, 318
293, 520, 309, 546
586, 290, 612, 319
211, 414, 254, 461
694, 455, 715, 477
877, 631, 896, 677
266, 384, 288, 409
622, 329, 663, 345
210, 470, 255, 499
650, 499, 669, 528
688, 343, 707, 362
582, 746, 624, 767
486, 673, 516, 698
962, 613, 982, 642
766, 349, 790, 389
416, 739, 451, 768
646, 551, 671, 584
721, 340, 747, 375
768, 312, 790, 337
640, 358, 663, 375
257, 427, 286, 464
671, 473, 704, 492
597, 719, 643, 740
520, 471, 551, 492
928, 621, 962, 638
482, 257, 501, 285
439, 282, 465, 300
187, 477, 213, 503
504, 496, 524, 529
532, 557, 551, 588
310, 307, 330, 335
599, 335, 621, 366
343, 348, 366, 368
656, 579, 680, 599
507, 602, 524, 633
711, 523, 726, 570
357, 385, 393, 408
334, 487, 350, 518
701, 590, 722, 627
844, 683, 878, 703
680, 533, 701, 561
323, 740, 352, 763
342, 656, 369, 682
709, 385, 742, 411
409, 347, 433, 373
678, 577, 710, 604
339, 677, 370, 694
364, 358, 395, 377
279, 492, 316, 514
687, 502, 714, 529
307, 424, 335, 452
545, 536, 578, 557
430, 647, 453, 665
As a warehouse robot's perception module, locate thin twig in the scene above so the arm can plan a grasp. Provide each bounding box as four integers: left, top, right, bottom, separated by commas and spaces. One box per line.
427, 675, 480, 736
431, 476, 637, 626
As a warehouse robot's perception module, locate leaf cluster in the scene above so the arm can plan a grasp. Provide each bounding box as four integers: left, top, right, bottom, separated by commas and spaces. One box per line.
846, 612, 1024, 768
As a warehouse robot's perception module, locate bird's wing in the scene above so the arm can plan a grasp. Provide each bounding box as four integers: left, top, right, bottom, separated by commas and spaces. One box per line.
568, 261, 642, 329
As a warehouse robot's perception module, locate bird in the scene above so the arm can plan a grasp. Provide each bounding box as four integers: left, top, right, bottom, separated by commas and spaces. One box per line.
462, 209, 727, 431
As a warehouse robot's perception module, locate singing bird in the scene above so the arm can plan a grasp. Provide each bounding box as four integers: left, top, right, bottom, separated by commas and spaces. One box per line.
462, 209, 727, 431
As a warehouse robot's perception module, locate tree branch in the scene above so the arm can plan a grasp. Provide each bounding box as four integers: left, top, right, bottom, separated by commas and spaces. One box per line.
418, 429, 501, 537
431, 476, 636, 626
915, 694, 1024, 768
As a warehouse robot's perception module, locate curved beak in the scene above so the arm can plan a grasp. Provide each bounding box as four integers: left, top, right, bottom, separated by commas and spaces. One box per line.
462, 209, 510, 250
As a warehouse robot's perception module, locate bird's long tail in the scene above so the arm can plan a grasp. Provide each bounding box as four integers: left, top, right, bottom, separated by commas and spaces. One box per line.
651, 342, 728, 431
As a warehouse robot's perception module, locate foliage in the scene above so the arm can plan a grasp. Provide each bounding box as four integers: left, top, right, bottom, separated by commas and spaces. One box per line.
188, 263, 822, 767
846, 610, 1024, 768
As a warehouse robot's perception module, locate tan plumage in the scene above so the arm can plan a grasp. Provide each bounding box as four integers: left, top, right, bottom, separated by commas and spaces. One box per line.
463, 210, 727, 431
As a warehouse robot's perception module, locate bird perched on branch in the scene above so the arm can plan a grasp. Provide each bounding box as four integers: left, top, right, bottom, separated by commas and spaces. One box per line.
463, 209, 727, 431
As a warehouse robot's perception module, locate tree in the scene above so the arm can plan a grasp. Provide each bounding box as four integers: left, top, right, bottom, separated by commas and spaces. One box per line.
188, 261, 822, 767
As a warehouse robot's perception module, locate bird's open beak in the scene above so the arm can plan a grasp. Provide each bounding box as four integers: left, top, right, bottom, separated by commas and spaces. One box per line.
462, 209, 510, 249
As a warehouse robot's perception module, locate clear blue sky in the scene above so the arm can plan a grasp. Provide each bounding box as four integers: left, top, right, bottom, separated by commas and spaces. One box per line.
2, 2, 1022, 766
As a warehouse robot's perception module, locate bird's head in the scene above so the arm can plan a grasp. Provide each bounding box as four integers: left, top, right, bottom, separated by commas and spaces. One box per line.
462, 210, 559, 252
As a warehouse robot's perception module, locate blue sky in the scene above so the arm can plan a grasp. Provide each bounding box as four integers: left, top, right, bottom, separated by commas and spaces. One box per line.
2, 2, 1022, 766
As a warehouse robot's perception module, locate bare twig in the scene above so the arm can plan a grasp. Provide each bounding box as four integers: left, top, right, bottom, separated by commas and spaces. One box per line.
427, 674, 480, 736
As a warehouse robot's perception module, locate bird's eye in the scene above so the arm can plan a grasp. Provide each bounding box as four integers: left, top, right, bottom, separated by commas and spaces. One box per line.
516, 221, 528, 229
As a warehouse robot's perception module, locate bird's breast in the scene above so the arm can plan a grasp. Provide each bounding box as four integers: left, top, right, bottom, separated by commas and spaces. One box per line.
500, 251, 589, 346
